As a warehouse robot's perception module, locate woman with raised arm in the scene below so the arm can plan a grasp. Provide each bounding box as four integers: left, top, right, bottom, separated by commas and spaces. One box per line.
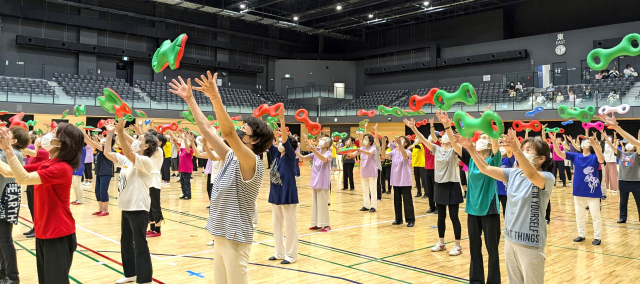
371, 124, 383, 201
600, 113, 640, 223
297, 136, 333, 232
0, 123, 83, 284
380, 136, 392, 195
352, 133, 378, 212
20, 135, 49, 238
600, 130, 619, 193
341, 136, 356, 191
101, 119, 157, 284
549, 131, 605, 245
334, 138, 344, 175
177, 132, 194, 200
423, 118, 440, 212
406, 111, 463, 256
458, 131, 554, 284
266, 111, 299, 264
169, 72, 274, 284
382, 136, 414, 227
84, 129, 114, 216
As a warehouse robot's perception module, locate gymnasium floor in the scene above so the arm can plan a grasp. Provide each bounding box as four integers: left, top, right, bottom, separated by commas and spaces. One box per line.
14, 159, 640, 283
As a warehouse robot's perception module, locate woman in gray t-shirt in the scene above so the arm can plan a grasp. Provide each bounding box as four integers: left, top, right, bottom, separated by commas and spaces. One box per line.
459, 132, 554, 284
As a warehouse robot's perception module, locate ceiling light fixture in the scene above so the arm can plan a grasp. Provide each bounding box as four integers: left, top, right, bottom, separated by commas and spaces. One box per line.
368, 13, 374, 18
336, 5, 342, 10
240, 3, 246, 9
423, 1, 430, 6
293, 16, 299, 21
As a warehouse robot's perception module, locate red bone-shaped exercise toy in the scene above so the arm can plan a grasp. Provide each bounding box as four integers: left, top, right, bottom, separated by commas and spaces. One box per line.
409, 88, 439, 111
230, 116, 242, 121
582, 121, 604, 131
45, 121, 58, 130
518, 137, 524, 142
8, 112, 27, 131
113, 102, 132, 118
416, 119, 429, 128
408, 134, 416, 141
156, 122, 179, 134
512, 120, 542, 132
253, 103, 284, 117
295, 109, 321, 136
96, 119, 115, 129
357, 109, 377, 117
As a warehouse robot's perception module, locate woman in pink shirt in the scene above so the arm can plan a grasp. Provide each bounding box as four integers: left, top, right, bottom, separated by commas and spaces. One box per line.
297, 136, 333, 232
351, 134, 378, 213
383, 136, 414, 227
177, 135, 194, 199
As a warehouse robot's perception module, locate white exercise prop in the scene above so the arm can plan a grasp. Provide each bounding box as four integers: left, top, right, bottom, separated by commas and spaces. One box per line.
598, 104, 630, 115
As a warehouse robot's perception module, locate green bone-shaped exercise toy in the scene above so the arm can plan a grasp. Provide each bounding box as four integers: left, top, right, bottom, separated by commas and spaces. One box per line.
61, 109, 69, 119
544, 127, 562, 133
152, 34, 188, 73
587, 33, 640, 70
403, 110, 426, 116
98, 88, 123, 114
453, 110, 504, 140
434, 83, 477, 111
181, 107, 196, 124
557, 105, 595, 122
331, 132, 348, 139
74, 105, 86, 116
378, 105, 404, 117
266, 117, 279, 130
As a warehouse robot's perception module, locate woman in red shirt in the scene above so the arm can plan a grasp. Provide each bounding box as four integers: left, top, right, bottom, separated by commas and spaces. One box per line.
0, 123, 83, 284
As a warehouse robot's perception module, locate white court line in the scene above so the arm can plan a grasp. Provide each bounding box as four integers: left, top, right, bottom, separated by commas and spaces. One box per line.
20, 204, 161, 260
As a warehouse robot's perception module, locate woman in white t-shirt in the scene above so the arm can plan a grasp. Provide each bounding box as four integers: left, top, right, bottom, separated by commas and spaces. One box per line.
103, 120, 158, 284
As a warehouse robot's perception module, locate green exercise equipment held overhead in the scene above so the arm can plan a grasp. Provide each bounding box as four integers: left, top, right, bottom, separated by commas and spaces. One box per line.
266, 116, 279, 130
74, 105, 86, 117
61, 109, 69, 119
181, 107, 196, 125
377, 105, 404, 117
453, 110, 504, 140
557, 105, 595, 123
98, 88, 124, 114
434, 83, 478, 111
587, 33, 640, 71
135, 110, 148, 118
331, 132, 348, 139
403, 110, 426, 116
544, 127, 563, 133
152, 34, 188, 73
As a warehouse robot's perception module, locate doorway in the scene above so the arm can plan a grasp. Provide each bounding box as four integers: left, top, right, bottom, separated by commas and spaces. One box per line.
116, 60, 133, 85
281, 78, 294, 99
552, 62, 568, 85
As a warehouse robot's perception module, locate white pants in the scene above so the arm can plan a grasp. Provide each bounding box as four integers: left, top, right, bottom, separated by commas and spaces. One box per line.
504, 239, 545, 284
311, 188, 330, 227
361, 176, 377, 209
252, 201, 258, 229
574, 196, 602, 239
71, 175, 83, 203
212, 235, 252, 284
336, 155, 343, 171
272, 204, 298, 263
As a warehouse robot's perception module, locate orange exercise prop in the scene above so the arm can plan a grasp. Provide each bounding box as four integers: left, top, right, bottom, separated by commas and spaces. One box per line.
156, 122, 179, 134
295, 109, 321, 136
408, 88, 439, 111
252, 103, 284, 117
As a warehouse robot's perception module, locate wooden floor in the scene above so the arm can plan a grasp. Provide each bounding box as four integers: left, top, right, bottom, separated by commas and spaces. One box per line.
14, 159, 640, 283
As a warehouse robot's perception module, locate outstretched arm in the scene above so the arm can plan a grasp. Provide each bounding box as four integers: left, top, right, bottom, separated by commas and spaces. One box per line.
458, 136, 506, 182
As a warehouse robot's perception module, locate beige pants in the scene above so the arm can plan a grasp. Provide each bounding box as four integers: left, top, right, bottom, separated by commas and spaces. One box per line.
574, 196, 602, 239
336, 155, 343, 171
212, 236, 252, 284
71, 175, 83, 203
361, 176, 377, 209
504, 239, 545, 284
252, 201, 258, 229
311, 188, 330, 227
272, 204, 298, 263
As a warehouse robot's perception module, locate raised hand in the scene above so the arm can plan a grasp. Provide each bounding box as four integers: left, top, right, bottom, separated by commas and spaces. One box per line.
599, 113, 618, 127
548, 132, 557, 141
457, 134, 473, 149
403, 118, 415, 128
428, 117, 435, 126
114, 118, 126, 133
435, 109, 451, 125
192, 71, 220, 101
373, 123, 378, 131
168, 76, 193, 101
0, 128, 12, 152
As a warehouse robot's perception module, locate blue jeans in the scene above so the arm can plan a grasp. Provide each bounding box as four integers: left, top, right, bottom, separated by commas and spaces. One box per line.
95, 175, 111, 202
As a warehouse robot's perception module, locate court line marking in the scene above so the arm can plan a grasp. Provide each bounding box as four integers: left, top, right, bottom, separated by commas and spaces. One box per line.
20, 204, 161, 260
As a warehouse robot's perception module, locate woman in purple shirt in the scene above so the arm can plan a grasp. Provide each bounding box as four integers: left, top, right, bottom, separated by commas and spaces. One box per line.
84, 144, 94, 186
382, 136, 414, 227
297, 136, 333, 232
351, 134, 378, 213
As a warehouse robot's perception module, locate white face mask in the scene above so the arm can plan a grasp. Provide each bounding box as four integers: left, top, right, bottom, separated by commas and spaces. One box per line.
40, 133, 58, 151
441, 134, 450, 143
523, 152, 538, 165
363, 140, 370, 146
581, 141, 591, 149
318, 140, 325, 147
475, 139, 490, 151
131, 140, 143, 153
100, 138, 106, 144
133, 134, 138, 139
499, 147, 507, 156
278, 143, 285, 152
625, 144, 635, 151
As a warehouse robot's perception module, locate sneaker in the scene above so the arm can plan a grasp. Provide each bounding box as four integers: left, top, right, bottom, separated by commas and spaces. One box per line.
207, 240, 214, 246
98, 212, 110, 217
431, 241, 446, 252
321, 226, 331, 232
71, 201, 79, 205
147, 232, 161, 238
449, 245, 463, 256
23, 229, 33, 236
26, 231, 35, 238
146, 230, 155, 236
309, 226, 321, 230
359, 207, 369, 211
116, 276, 137, 284
602, 195, 607, 200
92, 211, 102, 215
592, 239, 601, 245
573, 236, 586, 242
369, 208, 376, 213
617, 219, 627, 223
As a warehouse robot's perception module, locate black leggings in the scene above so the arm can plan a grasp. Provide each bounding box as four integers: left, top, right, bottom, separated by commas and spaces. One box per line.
437, 204, 461, 240
343, 163, 355, 189
553, 160, 567, 186
148, 187, 163, 224
83, 163, 93, 180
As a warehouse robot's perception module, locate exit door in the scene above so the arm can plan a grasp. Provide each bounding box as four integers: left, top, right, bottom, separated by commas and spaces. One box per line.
281, 78, 294, 99
552, 62, 568, 85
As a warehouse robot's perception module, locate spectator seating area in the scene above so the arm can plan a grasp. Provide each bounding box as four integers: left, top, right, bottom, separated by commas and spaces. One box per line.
55, 74, 143, 102
137, 80, 266, 108
0, 76, 56, 98
339, 90, 408, 110
258, 91, 300, 110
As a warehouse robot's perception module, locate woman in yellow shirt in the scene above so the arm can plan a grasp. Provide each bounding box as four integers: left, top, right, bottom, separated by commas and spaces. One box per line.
162, 138, 172, 185
409, 139, 427, 198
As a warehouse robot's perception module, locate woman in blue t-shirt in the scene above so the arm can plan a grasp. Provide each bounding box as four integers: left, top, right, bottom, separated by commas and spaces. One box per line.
267, 112, 299, 264
549, 132, 605, 245
498, 147, 515, 215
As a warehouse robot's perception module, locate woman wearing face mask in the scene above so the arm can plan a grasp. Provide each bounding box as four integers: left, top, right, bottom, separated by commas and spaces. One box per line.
455, 132, 503, 284
599, 114, 640, 223
178, 134, 194, 200
341, 137, 356, 191
381, 136, 392, 195
102, 120, 158, 284
83, 129, 115, 216
0, 123, 84, 284
406, 112, 464, 256
0, 127, 29, 284
460, 131, 554, 284
352, 133, 378, 212
334, 139, 344, 175
424, 118, 440, 212
298, 136, 333, 232
70, 143, 87, 205
409, 137, 427, 199
266, 112, 299, 264
382, 136, 414, 227
550, 132, 605, 245
600, 131, 618, 193
20, 136, 50, 238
